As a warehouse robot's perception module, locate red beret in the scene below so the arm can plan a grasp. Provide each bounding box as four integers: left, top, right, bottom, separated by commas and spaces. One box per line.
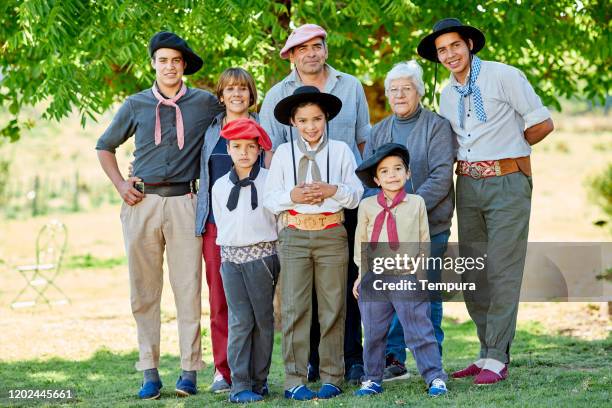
220, 118, 272, 151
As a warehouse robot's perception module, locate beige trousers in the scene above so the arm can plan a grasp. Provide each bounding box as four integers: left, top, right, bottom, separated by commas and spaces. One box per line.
278, 226, 349, 388
121, 193, 203, 371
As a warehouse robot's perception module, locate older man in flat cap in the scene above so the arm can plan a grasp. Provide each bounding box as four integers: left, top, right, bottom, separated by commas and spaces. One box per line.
96, 31, 222, 399
260, 23, 371, 386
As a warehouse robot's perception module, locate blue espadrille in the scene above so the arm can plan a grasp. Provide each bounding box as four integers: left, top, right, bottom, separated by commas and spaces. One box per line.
284, 385, 317, 401
229, 390, 264, 403
175, 376, 197, 397
138, 380, 162, 400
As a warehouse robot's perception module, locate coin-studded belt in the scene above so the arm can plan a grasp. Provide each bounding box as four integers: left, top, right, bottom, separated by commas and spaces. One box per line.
457, 157, 528, 179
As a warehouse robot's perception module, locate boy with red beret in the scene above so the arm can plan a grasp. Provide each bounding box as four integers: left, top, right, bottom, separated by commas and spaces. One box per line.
211, 118, 279, 404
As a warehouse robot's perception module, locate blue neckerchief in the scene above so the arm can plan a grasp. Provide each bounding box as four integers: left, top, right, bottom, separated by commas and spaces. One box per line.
452, 55, 487, 129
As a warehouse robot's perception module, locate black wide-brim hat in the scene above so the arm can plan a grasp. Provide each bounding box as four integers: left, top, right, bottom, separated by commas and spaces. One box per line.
417, 18, 485, 62
274, 86, 342, 126
355, 143, 410, 188
149, 31, 203, 75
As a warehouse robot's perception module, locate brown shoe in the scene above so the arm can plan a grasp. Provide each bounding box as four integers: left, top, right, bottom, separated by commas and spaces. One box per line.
451, 364, 482, 378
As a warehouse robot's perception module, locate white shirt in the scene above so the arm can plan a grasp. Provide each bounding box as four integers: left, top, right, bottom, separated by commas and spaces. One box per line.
263, 139, 364, 215
439, 60, 551, 162
211, 168, 278, 247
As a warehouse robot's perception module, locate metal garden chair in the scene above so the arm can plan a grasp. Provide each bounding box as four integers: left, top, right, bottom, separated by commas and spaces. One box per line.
11, 219, 69, 308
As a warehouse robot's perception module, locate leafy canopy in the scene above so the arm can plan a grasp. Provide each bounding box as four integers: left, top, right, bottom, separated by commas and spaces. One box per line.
0, 0, 609, 140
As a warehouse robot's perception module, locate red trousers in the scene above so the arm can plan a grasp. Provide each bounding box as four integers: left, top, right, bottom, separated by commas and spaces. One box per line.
203, 222, 231, 383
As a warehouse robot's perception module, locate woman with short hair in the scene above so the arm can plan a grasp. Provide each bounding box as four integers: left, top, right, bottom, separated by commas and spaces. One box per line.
195, 67, 260, 394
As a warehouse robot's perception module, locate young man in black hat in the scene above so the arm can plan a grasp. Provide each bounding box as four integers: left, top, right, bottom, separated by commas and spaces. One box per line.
263, 86, 364, 400
418, 18, 554, 385
96, 31, 223, 399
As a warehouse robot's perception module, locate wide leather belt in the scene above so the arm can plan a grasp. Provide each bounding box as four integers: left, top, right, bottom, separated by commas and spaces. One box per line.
281, 210, 344, 231
135, 181, 197, 197
456, 156, 531, 179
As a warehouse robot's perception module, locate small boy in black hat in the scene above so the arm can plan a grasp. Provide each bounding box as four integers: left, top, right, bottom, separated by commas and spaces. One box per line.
352, 143, 448, 397
96, 31, 223, 399
263, 86, 364, 401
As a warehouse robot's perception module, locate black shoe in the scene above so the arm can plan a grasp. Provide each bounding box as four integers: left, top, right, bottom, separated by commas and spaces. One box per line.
307, 363, 320, 382
383, 355, 409, 382
345, 363, 365, 385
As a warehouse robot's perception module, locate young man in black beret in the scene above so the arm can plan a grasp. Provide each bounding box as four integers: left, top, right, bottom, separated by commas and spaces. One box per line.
96, 31, 223, 399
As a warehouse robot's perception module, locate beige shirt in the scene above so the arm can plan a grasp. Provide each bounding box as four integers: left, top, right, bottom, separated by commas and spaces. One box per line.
354, 193, 430, 273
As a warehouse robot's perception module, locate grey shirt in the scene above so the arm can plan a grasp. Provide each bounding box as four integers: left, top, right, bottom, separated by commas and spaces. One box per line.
96, 86, 223, 183
365, 107, 455, 236
259, 64, 371, 163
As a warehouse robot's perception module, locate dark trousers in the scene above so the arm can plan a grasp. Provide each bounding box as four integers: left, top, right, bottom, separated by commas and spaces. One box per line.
309, 208, 363, 371
221, 255, 279, 394
457, 173, 531, 364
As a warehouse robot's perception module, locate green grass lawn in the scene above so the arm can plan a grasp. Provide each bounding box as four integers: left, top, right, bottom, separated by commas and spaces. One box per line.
1, 319, 609, 407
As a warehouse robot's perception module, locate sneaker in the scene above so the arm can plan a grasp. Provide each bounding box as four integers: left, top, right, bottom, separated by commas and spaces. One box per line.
354, 380, 383, 397
229, 390, 263, 403
253, 382, 268, 396
317, 383, 342, 399
451, 363, 482, 378
345, 363, 365, 385
138, 380, 162, 400
474, 366, 508, 385
284, 385, 317, 401
307, 363, 320, 382
175, 376, 197, 397
383, 356, 410, 382
428, 378, 448, 397
210, 372, 231, 393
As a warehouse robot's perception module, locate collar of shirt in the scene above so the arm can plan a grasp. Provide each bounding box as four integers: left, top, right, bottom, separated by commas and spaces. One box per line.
299, 135, 325, 151
448, 63, 478, 87
286, 64, 342, 92
153, 82, 188, 99
379, 192, 411, 206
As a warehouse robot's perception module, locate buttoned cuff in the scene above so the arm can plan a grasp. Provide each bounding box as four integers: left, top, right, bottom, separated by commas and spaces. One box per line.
332, 183, 347, 201
279, 191, 294, 207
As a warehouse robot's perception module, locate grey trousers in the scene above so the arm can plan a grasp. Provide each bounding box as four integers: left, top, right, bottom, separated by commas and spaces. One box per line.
220, 254, 280, 394
359, 277, 447, 385
456, 172, 532, 364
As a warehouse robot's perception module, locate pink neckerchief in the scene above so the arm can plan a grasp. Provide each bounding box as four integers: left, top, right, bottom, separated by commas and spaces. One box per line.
370, 189, 407, 251
151, 82, 187, 150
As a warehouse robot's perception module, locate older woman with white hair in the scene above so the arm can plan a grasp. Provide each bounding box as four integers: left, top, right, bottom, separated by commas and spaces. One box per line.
363, 60, 455, 381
